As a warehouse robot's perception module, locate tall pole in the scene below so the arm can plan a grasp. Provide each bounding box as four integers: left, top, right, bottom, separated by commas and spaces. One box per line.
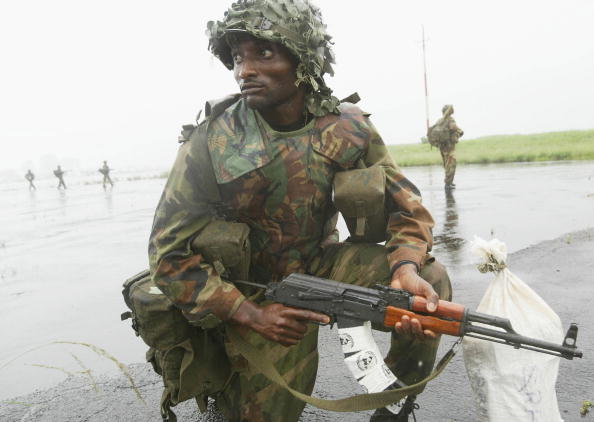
422, 25, 430, 131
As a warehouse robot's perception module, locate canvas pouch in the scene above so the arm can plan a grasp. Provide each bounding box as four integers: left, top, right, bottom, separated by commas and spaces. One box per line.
333, 164, 388, 243
122, 270, 232, 419
191, 220, 251, 281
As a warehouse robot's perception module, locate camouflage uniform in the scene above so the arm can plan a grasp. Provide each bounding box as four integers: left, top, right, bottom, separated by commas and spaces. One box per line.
149, 97, 451, 421
99, 161, 114, 187
54, 166, 66, 190
436, 105, 464, 187
25, 170, 36, 190
148, 1, 451, 420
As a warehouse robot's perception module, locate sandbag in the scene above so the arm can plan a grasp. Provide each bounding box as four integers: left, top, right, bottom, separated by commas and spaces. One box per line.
462, 236, 563, 421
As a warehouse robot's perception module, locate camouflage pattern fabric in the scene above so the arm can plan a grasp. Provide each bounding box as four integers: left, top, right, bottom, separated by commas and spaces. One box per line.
149, 96, 438, 420
440, 147, 457, 185
149, 98, 434, 323
434, 106, 463, 186
213, 244, 451, 421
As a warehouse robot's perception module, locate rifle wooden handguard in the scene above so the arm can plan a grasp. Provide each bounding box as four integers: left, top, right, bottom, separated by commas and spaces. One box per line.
411, 297, 466, 320
384, 306, 462, 336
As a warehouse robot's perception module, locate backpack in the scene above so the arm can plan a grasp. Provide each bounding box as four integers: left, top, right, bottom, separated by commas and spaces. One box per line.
120, 95, 243, 421
121, 269, 231, 421
427, 119, 450, 147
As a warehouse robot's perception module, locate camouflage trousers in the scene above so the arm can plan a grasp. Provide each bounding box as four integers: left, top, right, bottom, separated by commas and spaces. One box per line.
214, 243, 452, 422
440, 146, 457, 185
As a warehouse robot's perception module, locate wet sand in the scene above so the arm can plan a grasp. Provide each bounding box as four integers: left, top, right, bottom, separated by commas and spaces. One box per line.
2, 228, 592, 422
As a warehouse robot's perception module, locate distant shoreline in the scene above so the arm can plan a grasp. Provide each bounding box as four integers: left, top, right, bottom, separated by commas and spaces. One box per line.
388, 129, 594, 167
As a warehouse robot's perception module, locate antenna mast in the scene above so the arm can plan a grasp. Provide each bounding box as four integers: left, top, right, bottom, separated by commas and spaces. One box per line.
422, 25, 430, 131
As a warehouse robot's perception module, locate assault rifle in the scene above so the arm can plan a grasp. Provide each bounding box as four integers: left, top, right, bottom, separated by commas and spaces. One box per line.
236, 273, 583, 360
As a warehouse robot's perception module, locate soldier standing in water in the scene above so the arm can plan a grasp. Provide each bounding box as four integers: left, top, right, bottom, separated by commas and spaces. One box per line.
99, 160, 114, 188
25, 169, 36, 190
428, 104, 464, 189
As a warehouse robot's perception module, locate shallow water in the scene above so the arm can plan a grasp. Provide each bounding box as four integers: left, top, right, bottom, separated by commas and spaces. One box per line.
0, 161, 592, 400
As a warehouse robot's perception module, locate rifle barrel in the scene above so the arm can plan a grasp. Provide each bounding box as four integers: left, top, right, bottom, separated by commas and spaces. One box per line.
465, 324, 582, 359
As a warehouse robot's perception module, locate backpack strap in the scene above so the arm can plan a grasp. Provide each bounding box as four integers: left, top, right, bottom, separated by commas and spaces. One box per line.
177, 93, 242, 205
204, 93, 242, 120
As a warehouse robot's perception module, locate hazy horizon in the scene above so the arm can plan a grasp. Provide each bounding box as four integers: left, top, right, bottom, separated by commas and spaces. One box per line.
2, 0, 593, 176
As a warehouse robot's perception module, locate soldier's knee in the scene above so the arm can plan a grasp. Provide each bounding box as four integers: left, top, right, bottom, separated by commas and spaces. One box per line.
420, 258, 452, 301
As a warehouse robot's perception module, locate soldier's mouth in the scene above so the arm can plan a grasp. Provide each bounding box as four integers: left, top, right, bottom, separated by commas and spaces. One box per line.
241, 83, 265, 95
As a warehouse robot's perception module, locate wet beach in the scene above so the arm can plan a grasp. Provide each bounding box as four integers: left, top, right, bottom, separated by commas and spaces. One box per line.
0, 161, 592, 420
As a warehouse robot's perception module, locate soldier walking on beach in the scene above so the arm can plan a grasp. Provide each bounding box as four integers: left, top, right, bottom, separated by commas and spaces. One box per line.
99, 160, 114, 188
54, 165, 67, 189
25, 169, 36, 190
428, 104, 464, 189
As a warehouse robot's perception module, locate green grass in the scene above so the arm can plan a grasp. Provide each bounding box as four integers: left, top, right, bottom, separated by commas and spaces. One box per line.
388, 130, 594, 167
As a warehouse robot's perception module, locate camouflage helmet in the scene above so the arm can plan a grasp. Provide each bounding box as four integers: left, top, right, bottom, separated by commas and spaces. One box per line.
206, 0, 340, 116
442, 104, 454, 116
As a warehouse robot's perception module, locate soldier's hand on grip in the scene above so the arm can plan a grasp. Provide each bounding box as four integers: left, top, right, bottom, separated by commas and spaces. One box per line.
231, 301, 330, 347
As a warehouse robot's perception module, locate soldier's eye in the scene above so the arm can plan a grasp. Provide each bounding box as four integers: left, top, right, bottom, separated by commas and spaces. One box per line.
232, 54, 243, 64
260, 48, 273, 59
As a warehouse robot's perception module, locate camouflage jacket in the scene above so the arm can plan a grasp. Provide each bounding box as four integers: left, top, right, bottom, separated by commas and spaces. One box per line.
437, 116, 464, 146
149, 97, 434, 323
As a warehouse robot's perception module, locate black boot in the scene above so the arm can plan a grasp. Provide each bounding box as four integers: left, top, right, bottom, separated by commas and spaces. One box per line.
369, 396, 419, 421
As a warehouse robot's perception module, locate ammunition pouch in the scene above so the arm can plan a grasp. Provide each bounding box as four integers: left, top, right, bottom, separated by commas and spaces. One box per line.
333, 164, 388, 243
191, 219, 251, 281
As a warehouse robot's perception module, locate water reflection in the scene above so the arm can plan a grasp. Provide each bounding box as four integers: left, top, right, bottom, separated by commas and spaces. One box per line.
104, 189, 113, 214
433, 188, 465, 267
55, 190, 68, 220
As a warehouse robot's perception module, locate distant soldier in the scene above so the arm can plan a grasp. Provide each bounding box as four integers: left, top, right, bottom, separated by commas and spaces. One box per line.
428, 104, 464, 189
25, 169, 36, 190
53, 165, 67, 189
99, 160, 114, 188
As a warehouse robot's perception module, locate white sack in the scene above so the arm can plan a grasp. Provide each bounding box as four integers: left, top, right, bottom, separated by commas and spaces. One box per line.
462, 236, 563, 422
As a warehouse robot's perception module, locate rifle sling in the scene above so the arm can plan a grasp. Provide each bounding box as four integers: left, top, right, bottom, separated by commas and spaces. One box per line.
227, 326, 459, 412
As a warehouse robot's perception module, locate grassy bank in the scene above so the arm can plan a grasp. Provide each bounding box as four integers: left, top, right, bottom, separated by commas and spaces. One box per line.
388, 129, 594, 167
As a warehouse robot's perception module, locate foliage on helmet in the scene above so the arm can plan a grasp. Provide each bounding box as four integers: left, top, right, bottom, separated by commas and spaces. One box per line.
206, 0, 340, 116
442, 104, 454, 116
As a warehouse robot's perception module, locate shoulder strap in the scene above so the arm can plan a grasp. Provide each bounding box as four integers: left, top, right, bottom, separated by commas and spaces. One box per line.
227, 326, 459, 412
190, 123, 222, 203
177, 94, 242, 205
204, 93, 242, 120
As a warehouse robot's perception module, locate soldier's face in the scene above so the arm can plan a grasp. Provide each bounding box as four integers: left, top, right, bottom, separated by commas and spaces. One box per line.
230, 34, 302, 112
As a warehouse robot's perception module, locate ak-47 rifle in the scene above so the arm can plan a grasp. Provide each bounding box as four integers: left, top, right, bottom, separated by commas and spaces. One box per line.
236, 273, 582, 360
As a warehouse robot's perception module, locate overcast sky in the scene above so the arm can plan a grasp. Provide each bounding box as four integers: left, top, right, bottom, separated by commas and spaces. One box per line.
1, 0, 593, 175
